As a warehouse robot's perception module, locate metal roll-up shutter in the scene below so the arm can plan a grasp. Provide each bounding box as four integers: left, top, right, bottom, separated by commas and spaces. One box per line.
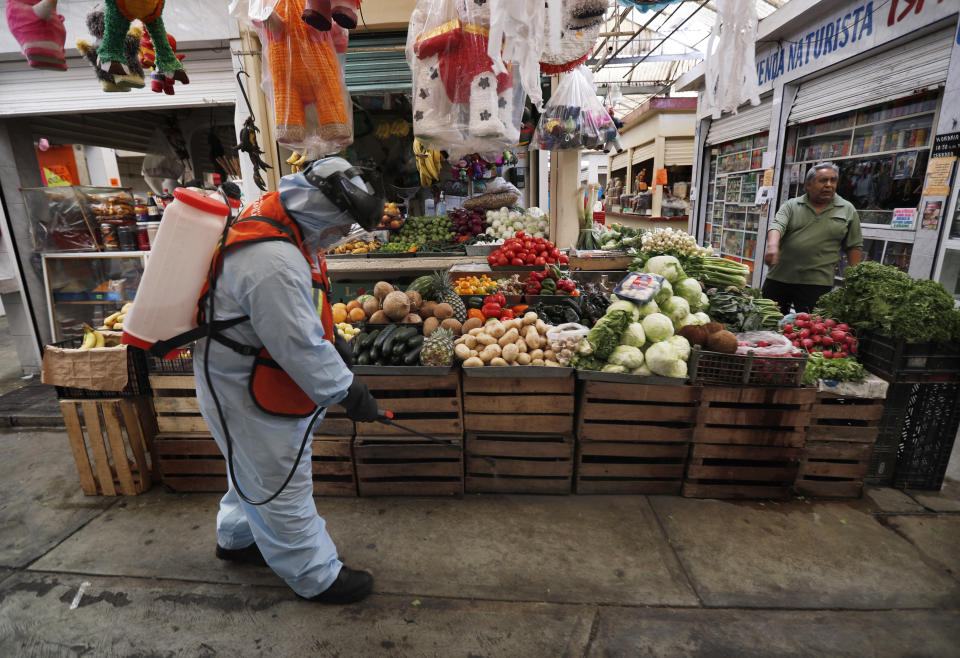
611, 151, 630, 171
706, 95, 773, 145
345, 32, 412, 92
0, 49, 235, 117
633, 142, 655, 165
790, 28, 952, 125
664, 139, 694, 166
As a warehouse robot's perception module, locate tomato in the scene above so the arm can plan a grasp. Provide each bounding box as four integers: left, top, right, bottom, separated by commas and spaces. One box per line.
558, 254, 569, 265
535, 256, 546, 266
523, 240, 534, 250
515, 231, 525, 238
524, 253, 536, 264
487, 254, 496, 265
511, 258, 525, 266
504, 249, 515, 260
546, 257, 556, 264
495, 255, 508, 266
549, 248, 560, 258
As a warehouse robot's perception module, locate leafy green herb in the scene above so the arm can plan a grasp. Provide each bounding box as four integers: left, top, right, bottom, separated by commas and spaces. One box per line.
706, 288, 781, 332
801, 353, 866, 385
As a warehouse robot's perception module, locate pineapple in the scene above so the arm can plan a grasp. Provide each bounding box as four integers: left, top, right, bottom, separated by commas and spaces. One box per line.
430, 270, 467, 322
420, 327, 455, 366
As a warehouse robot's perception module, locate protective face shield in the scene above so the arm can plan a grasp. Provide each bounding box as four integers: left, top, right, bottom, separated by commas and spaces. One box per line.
278, 157, 384, 250
304, 158, 384, 231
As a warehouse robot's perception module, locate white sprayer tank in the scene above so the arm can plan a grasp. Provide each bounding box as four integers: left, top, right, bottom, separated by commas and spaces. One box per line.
122, 188, 229, 353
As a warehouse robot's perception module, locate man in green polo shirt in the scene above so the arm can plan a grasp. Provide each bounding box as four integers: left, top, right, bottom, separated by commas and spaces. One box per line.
762, 162, 863, 313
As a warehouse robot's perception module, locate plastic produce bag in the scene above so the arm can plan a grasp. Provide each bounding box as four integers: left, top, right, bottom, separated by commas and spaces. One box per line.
253, 0, 352, 159
546, 322, 590, 366
407, 0, 526, 160
735, 331, 800, 357
535, 66, 617, 151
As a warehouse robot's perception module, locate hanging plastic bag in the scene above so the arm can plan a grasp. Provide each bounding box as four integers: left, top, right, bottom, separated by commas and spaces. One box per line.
253, 0, 353, 159
535, 66, 616, 151
406, 0, 526, 160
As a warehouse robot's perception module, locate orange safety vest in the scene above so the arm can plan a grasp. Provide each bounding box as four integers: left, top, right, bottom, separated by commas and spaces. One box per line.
199, 191, 335, 418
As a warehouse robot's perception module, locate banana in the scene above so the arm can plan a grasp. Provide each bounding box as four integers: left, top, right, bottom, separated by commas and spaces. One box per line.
286, 152, 300, 166
113, 321, 123, 330
94, 330, 105, 348
121, 302, 133, 313
80, 323, 97, 350
104, 311, 122, 327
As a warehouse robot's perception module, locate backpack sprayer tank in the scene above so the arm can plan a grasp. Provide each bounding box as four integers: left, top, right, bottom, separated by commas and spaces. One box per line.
121, 188, 230, 355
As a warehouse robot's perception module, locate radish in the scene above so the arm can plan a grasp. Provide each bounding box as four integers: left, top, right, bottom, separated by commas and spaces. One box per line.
824, 318, 837, 328
821, 336, 834, 347
799, 328, 811, 339
783, 324, 794, 334
801, 338, 814, 350
822, 350, 834, 358
837, 323, 850, 332
850, 344, 857, 354
812, 335, 822, 344
797, 313, 810, 322
812, 323, 826, 334
838, 351, 849, 358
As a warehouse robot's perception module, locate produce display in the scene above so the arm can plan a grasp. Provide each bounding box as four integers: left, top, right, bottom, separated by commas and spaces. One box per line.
353, 324, 426, 366
684, 257, 751, 290
801, 353, 865, 385
597, 223, 642, 252
79, 323, 107, 349
377, 201, 403, 229
336, 322, 361, 342
524, 266, 577, 295
330, 237, 383, 255
486, 231, 569, 267
707, 288, 782, 332
453, 274, 498, 295
455, 314, 564, 368
101, 303, 132, 331
815, 261, 960, 346
384, 215, 455, 252
449, 208, 489, 239
485, 207, 550, 240
780, 313, 857, 358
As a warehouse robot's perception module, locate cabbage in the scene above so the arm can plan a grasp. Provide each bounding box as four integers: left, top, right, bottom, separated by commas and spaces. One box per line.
620, 322, 646, 347
661, 296, 691, 324
642, 313, 674, 343
696, 292, 710, 313
645, 341, 680, 376
631, 364, 653, 376
674, 313, 701, 330
608, 345, 644, 369
674, 278, 703, 306
644, 255, 685, 283
667, 335, 691, 361
654, 279, 673, 305
667, 360, 688, 379
606, 299, 639, 321
601, 364, 628, 373
693, 311, 711, 324
636, 300, 659, 318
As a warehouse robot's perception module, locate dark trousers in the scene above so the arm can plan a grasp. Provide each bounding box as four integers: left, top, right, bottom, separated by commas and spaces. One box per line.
761, 278, 832, 315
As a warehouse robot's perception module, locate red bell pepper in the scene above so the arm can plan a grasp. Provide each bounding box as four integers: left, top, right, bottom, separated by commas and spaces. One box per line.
481, 302, 502, 318
500, 309, 515, 320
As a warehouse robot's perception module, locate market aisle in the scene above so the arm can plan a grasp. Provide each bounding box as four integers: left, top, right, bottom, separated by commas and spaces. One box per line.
2, 428, 960, 655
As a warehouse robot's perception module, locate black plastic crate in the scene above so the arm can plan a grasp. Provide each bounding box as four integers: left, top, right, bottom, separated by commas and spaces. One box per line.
688, 346, 808, 388
858, 331, 960, 383
147, 344, 195, 374
866, 381, 960, 489
45, 339, 150, 399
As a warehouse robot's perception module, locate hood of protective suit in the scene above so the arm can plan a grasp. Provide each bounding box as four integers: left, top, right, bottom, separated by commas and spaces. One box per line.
278, 157, 362, 251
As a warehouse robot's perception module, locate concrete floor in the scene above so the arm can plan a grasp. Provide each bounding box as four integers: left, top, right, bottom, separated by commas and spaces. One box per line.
1, 429, 959, 656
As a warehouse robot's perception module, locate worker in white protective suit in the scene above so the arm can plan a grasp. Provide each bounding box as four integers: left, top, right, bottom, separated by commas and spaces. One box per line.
194, 158, 382, 604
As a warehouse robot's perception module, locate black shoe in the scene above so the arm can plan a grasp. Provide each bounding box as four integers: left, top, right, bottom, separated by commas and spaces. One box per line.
216, 543, 268, 567
308, 566, 373, 604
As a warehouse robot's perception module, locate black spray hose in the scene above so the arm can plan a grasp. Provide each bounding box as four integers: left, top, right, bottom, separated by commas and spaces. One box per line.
376, 410, 496, 468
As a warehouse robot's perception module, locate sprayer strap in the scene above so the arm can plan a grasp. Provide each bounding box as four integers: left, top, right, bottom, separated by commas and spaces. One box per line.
211, 329, 259, 357
148, 317, 251, 357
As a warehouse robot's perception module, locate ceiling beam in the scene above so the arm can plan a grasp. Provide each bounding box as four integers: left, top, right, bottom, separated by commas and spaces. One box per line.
625, 0, 710, 80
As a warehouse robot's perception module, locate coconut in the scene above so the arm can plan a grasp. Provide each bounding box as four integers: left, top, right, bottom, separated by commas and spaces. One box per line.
420, 300, 437, 318
703, 322, 725, 335
423, 316, 440, 337
404, 313, 423, 323
705, 329, 738, 354
373, 281, 394, 301
382, 291, 411, 321
440, 318, 462, 336
433, 303, 454, 320
461, 317, 483, 334
368, 310, 390, 324
362, 297, 380, 317
678, 324, 708, 347
405, 290, 423, 311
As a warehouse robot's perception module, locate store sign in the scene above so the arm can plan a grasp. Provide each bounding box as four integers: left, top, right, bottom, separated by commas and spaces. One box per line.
922, 156, 956, 196
891, 207, 917, 230
754, 0, 956, 91
932, 132, 960, 158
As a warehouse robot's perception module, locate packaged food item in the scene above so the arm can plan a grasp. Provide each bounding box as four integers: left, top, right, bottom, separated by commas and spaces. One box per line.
613, 272, 664, 305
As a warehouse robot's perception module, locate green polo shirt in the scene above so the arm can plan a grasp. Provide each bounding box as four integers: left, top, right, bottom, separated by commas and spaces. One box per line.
767, 193, 863, 287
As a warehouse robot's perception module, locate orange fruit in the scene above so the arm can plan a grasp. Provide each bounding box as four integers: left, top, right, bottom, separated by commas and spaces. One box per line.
332, 302, 347, 311
332, 307, 348, 324
348, 308, 365, 322
346, 300, 361, 311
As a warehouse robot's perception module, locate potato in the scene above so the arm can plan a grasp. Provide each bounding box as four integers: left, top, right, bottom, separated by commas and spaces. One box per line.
531, 358, 545, 366
469, 327, 483, 336
423, 316, 440, 336
433, 303, 454, 320
501, 343, 519, 362
498, 328, 519, 347
530, 348, 544, 360
543, 349, 557, 361
441, 318, 462, 336
522, 312, 538, 326
477, 332, 496, 346
463, 357, 484, 367
516, 352, 532, 365
462, 317, 483, 333
454, 343, 472, 360
503, 319, 521, 332
478, 344, 501, 362
486, 320, 505, 339
535, 319, 550, 335
544, 359, 561, 367
524, 326, 541, 349
463, 335, 478, 349
516, 338, 527, 353
469, 349, 478, 358
490, 357, 508, 367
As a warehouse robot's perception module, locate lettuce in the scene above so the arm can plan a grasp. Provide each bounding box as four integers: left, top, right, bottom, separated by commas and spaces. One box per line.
644, 255, 685, 283
601, 363, 628, 373
585, 310, 632, 360
654, 279, 673, 305
606, 299, 640, 321
608, 345, 644, 369
674, 278, 703, 306
642, 313, 674, 343
645, 341, 680, 376
620, 322, 646, 347
637, 300, 660, 318
666, 335, 691, 361
661, 296, 691, 324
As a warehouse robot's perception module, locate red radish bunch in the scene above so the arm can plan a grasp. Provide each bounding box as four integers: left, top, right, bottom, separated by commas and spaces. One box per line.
780, 313, 857, 358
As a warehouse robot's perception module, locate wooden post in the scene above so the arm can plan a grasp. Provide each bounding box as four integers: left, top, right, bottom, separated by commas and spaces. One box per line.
550, 149, 582, 250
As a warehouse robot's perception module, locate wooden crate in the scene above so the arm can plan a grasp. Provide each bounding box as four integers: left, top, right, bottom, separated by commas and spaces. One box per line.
465, 431, 573, 494
683, 444, 802, 499
462, 375, 575, 435
575, 441, 689, 495
355, 373, 462, 437
155, 434, 356, 496
576, 382, 701, 442
149, 374, 354, 437
695, 386, 816, 447
807, 394, 883, 444
795, 441, 873, 499
354, 436, 463, 496
60, 397, 155, 496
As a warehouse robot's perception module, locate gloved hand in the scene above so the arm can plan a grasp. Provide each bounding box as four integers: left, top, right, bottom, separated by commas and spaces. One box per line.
334, 333, 354, 366
340, 379, 378, 422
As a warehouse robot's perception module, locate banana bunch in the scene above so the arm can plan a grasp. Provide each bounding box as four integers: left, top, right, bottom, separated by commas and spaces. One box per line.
375, 119, 411, 140
286, 151, 308, 173
79, 323, 106, 350
336, 322, 361, 342
414, 138, 443, 187
103, 303, 133, 331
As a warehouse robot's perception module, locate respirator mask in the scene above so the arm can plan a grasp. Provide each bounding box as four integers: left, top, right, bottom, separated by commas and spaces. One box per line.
304, 162, 384, 231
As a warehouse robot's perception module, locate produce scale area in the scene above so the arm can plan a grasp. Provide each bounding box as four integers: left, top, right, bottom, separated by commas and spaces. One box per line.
42, 227, 960, 501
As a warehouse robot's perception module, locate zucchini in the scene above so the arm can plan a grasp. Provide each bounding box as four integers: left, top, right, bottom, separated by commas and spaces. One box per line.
371, 325, 395, 360
405, 335, 425, 352
392, 340, 408, 356
356, 352, 371, 366
392, 326, 418, 344
359, 330, 378, 351
390, 350, 405, 365
402, 348, 421, 366
382, 324, 408, 356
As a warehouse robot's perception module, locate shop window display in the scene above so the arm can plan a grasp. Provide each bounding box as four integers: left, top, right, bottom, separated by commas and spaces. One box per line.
704, 132, 768, 273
